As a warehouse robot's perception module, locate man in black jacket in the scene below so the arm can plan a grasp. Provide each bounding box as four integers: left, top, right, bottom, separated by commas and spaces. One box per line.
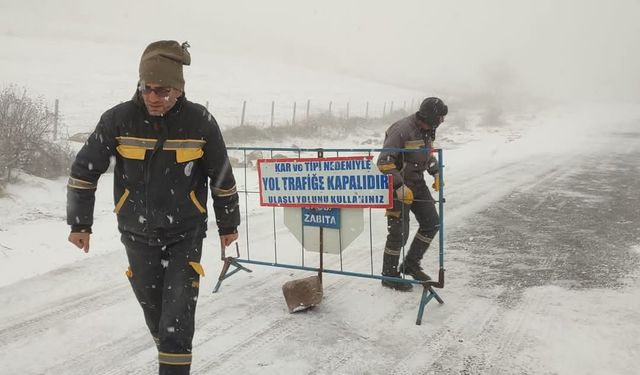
377, 97, 447, 291
67, 40, 240, 375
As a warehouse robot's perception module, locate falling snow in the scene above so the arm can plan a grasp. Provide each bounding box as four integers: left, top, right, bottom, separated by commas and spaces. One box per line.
184, 161, 194, 176
1, 5, 639, 373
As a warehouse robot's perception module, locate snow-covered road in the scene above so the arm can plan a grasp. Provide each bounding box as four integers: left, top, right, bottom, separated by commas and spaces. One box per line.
1, 108, 639, 375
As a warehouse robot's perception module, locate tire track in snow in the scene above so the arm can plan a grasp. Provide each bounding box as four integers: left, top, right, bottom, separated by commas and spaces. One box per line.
185, 153, 575, 374
406, 155, 589, 374
57, 262, 341, 374
444, 154, 579, 227
46, 271, 286, 374
193, 257, 421, 374
193, 276, 364, 374
48, 331, 157, 375
320, 157, 582, 375
414, 289, 543, 375
31, 217, 305, 373
0, 283, 129, 348
199, 276, 433, 374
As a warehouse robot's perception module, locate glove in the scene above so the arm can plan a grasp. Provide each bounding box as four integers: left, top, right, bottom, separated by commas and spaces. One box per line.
427, 158, 439, 176
432, 174, 444, 192
395, 184, 414, 204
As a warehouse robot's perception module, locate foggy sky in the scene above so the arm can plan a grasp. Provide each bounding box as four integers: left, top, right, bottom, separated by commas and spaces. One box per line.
210, 0, 640, 104
2, 0, 639, 104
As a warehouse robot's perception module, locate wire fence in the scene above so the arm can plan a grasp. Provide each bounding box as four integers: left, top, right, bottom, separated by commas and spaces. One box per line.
55, 97, 422, 140
203, 98, 421, 128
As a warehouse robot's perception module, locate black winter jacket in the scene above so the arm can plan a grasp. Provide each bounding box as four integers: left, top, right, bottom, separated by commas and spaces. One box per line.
377, 114, 438, 189
67, 92, 240, 244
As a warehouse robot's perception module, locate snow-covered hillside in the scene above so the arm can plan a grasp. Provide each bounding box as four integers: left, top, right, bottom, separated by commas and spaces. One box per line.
1, 1, 640, 374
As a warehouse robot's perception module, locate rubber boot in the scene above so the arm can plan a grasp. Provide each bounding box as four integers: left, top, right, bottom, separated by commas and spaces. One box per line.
381, 252, 413, 292
399, 233, 433, 281
399, 261, 431, 281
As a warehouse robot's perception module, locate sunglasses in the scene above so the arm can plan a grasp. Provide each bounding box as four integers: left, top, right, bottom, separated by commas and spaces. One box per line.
139, 85, 172, 97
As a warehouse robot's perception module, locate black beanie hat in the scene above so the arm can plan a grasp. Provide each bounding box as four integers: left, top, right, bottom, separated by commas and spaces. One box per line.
139, 41, 191, 91
417, 97, 448, 126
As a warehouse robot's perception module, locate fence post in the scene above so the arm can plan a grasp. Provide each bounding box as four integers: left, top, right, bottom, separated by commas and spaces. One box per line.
271, 100, 275, 127
53, 99, 59, 141
240, 100, 247, 126
306, 99, 310, 122
328, 101, 332, 115
365, 101, 369, 120
292, 101, 297, 126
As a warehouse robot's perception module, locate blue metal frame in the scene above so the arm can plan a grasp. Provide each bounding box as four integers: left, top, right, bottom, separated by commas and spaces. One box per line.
215, 146, 445, 325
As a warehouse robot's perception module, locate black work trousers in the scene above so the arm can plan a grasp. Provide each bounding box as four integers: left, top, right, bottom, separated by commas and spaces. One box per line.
123, 233, 204, 375
383, 179, 439, 274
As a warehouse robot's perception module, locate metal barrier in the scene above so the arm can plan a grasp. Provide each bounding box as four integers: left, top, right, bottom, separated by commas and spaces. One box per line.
214, 146, 445, 325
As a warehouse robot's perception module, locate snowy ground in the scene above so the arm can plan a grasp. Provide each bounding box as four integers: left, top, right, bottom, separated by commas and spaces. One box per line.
1, 2, 640, 372
1, 101, 639, 374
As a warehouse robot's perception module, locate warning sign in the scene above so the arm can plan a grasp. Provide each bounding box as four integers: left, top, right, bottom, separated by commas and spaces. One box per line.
257, 156, 393, 208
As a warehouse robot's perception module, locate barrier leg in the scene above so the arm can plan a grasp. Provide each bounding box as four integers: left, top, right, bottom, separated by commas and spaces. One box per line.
416, 285, 444, 325
212, 257, 253, 293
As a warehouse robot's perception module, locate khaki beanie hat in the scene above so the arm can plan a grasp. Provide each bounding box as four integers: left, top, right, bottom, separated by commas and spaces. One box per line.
139, 40, 191, 91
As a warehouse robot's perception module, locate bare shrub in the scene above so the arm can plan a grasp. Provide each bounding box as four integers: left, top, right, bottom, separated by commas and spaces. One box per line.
0, 85, 71, 187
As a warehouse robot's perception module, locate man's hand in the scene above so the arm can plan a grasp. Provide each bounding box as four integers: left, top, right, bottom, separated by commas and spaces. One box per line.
68, 232, 91, 253
220, 232, 239, 249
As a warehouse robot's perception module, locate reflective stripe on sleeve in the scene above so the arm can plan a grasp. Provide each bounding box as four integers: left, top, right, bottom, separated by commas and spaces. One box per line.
377, 163, 396, 172
212, 185, 237, 197
67, 177, 97, 190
